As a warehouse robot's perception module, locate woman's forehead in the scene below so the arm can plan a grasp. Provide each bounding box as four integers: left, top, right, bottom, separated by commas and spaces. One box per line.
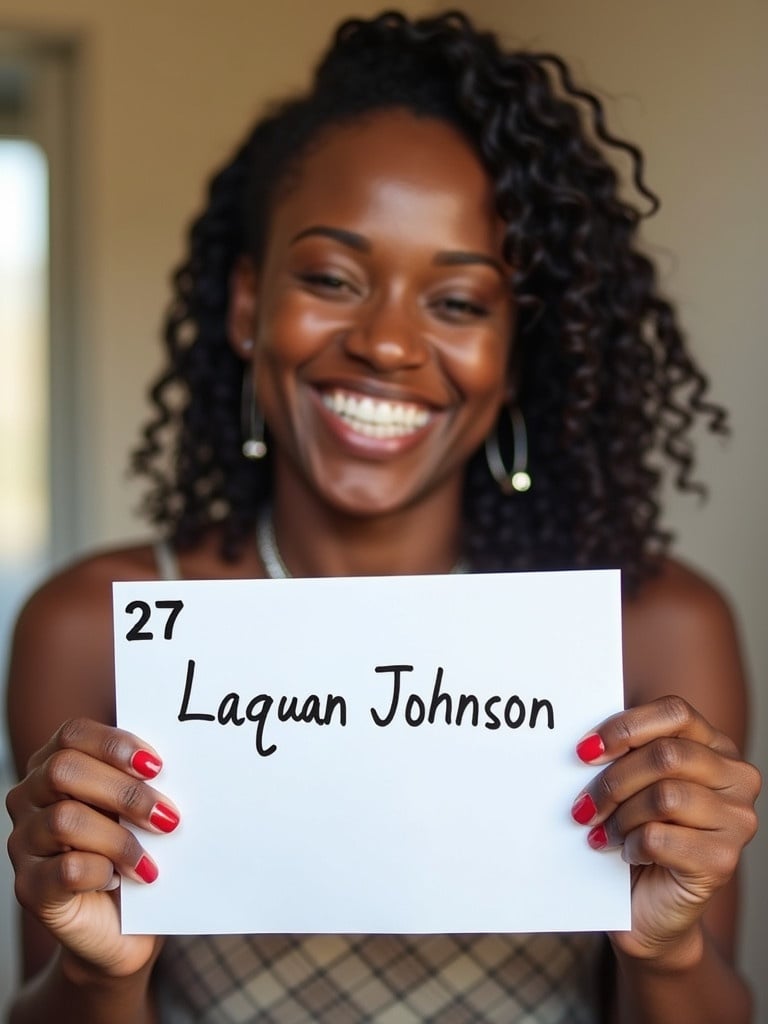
265, 109, 502, 253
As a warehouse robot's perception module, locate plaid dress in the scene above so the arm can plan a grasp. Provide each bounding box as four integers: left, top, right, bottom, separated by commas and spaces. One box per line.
155, 932, 604, 1023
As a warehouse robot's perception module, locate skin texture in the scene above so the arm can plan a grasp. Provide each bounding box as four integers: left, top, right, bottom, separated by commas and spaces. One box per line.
5, 112, 761, 1024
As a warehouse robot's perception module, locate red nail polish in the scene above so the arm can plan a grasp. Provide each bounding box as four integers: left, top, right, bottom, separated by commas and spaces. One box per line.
135, 855, 158, 883
571, 793, 597, 825
149, 802, 180, 833
131, 749, 162, 779
576, 734, 605, 763
588, 824, 608, 850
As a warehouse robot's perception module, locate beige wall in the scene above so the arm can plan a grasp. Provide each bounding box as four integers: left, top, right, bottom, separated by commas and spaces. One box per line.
1, 0, 766, 1014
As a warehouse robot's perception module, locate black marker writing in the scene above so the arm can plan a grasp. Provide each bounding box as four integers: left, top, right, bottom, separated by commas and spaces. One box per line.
370, 664, 555, 731
177, 658, 347, 756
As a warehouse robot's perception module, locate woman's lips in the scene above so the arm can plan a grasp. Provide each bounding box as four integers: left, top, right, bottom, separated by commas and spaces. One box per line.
320, 387, 434, 440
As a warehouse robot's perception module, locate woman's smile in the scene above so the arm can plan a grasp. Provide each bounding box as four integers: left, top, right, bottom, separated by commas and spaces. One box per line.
319, 388, 433, 443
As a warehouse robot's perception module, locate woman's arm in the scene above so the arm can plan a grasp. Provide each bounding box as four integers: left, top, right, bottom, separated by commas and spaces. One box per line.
5, 553, 172, 1024
575, 562, 760, 1023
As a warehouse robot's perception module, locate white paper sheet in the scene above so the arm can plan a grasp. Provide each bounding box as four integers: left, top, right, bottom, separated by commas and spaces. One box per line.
113, 570, 630, 935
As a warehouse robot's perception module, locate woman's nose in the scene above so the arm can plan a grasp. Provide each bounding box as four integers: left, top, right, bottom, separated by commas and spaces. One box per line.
343, 297, 428, 372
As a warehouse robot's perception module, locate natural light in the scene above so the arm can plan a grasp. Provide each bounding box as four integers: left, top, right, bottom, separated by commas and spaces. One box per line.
0, 138, 48, 562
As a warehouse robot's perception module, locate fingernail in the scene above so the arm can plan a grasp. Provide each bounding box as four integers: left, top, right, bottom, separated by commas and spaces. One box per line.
576, 733, 605, 763
131, 749, 163, 779
588, 824, 608, 850
149, 802, 180, 833
135, 855, 159, 883
571, 793, 598, 825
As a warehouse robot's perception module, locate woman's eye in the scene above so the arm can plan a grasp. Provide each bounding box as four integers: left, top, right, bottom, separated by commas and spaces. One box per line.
298, 272, 354, 294
435, 296, 489, 320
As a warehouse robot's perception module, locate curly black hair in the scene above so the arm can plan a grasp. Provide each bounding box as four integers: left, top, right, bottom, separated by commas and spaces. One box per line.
132, 9, 726, 593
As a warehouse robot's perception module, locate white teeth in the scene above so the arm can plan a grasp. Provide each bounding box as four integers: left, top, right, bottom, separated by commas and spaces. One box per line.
321, 390, 431, 438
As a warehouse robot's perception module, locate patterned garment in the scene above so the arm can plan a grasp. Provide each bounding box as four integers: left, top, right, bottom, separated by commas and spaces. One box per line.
155, 932, 604, 1023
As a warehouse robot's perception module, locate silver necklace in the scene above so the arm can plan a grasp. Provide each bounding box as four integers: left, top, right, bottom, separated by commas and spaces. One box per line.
256, 510, 468, 578
256, 511, 292, 579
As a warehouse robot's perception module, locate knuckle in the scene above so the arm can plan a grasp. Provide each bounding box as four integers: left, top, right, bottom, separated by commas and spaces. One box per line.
14, 872, 37, 911
638, 820, 668, 859
651, 779, 684, 818
611, 715, 633, 747
56, 717, 90, 750
712, 842, 739, 881
100, 731, 126, 764
595, 770, 620, 804
46, 801, 84, 844
649, 737, 684, 776
46, 749, 81, 791
739, 806, 759, 845
5, 783, 22, 820
657, 694, 693, 730
744, 763, 763, 801
116, 780, 145, 815
56, 850, 88, 890
6, 828, 23, 868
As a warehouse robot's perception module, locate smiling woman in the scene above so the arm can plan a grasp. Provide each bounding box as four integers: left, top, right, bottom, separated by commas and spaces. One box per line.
4, 10, 760, 1024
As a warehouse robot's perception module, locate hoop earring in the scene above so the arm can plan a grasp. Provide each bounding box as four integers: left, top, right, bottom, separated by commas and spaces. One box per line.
485, 405, 532, 494
241, 360, 267, 459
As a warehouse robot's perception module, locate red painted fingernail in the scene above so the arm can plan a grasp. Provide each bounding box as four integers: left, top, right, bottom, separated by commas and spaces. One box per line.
588, 824, 608, 850
571, 793, 598, 825
149, 802, 180, 833
576, 734, 605, 763
131, 749, 162, 779
135, 855, 158, 883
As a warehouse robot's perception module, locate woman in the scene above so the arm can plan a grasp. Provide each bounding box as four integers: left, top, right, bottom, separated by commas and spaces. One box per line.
5, 10, 760, 1023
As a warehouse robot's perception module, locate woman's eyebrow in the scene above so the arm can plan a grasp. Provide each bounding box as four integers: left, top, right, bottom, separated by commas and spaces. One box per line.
433, 251, 505, 276
290, 225, 370, 251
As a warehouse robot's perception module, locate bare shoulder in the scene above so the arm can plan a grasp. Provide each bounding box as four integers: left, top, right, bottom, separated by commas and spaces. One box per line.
622, 557, 748, 748
6, 543, 159, 775
7, 534, 259, 775
11, 544, 159, 664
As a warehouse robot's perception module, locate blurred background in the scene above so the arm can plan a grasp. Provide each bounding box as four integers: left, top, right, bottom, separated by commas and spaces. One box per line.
1, 0, 765, 1015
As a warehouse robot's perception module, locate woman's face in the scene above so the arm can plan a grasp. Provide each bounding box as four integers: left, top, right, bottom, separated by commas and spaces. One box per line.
233, 108, 515, 518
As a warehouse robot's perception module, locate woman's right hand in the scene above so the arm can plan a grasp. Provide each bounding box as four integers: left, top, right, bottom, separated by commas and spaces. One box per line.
5, 717, 180, 979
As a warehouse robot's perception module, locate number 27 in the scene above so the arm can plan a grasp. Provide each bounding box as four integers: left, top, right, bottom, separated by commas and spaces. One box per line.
125, 600, 184, 641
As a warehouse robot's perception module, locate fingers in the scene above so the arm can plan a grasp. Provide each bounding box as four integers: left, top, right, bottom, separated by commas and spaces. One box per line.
5, 718, 179, 923
26, 717, 164, 781
585, 779, 751, 849
575, 695, 739, 764
5, 719, 173, 974
8, 799, 159, 886
17, 749, 181, 834
572, 736, 753, 828
8, 717, 180, 837
620, 821, 743, 886
570, 697, 761, 874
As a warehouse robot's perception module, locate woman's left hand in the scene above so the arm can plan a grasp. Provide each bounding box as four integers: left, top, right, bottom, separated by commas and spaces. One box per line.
571, 695, 761, 963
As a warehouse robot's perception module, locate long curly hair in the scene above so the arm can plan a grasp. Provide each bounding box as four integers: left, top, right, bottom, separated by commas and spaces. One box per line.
132, 9, 726, 593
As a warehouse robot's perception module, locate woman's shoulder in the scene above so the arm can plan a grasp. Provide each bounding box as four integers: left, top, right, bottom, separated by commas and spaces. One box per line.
15, 542, 161, 634
6, 543, 165, 772
12, 530, 262, 655
622, 557, 747, 746
624, 556, 740, 650
6, 534, 258, 770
